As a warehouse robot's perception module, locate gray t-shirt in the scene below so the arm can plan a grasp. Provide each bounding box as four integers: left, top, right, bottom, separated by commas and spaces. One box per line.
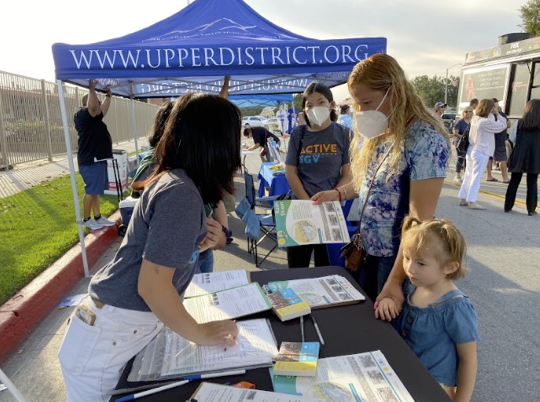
89, 169, 206, 311
285, 122, 351, 197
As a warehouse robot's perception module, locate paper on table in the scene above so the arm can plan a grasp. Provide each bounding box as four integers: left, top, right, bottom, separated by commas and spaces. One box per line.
184, 270, 250, 298
274, 200, 350, 247
184, 282, 272, 323
265, 275, 365, 309
163, 318, 278, 377
271, 350, 414, 402
190, 382, 325, 402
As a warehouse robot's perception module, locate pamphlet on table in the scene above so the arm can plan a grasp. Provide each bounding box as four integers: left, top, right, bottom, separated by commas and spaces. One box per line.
184, 282, 272, 323
264, 275, 365, 309
270, 350, 414, 402
273, 342, 320, 377
189, 382, 325, 402
184, 269, 250, 298
267, 288, 311, 321
128, 319, 278, 381
274, 200, 350, 247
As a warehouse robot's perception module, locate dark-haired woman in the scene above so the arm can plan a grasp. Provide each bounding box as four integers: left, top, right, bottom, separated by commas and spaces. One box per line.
504, 99, 540, 216
58, 93, 242, 402
285, 82, 352, 268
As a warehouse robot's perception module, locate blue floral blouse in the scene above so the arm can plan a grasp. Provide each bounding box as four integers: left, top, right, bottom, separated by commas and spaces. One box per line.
358, 119, 449, 257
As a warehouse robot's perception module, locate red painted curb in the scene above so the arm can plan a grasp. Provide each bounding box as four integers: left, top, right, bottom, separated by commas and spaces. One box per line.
0, 211, 121, 364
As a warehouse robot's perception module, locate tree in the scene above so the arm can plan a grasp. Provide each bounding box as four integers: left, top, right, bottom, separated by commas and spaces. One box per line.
411, 75, 460, 109
520, 0, 540, 37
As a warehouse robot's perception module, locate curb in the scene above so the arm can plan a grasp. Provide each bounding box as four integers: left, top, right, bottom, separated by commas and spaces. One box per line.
0, 211, 121, 363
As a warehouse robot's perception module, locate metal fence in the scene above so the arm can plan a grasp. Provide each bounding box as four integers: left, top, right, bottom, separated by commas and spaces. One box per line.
0, 70, 159, 167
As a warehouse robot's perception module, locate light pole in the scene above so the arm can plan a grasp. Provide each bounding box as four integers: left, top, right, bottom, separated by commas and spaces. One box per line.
445, 63, 462, 106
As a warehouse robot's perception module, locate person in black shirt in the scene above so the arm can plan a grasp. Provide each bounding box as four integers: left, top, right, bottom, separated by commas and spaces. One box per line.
74, 79, 115, 230
243, 126, 281, 161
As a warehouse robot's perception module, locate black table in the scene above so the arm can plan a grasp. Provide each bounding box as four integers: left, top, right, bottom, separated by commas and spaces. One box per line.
112, 267, 451, 401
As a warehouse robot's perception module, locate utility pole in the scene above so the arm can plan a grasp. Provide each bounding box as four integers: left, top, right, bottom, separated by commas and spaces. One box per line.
445, 63, 462, 106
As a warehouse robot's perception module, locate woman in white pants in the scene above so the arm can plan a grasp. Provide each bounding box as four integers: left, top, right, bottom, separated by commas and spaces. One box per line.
458, 98, 508, 209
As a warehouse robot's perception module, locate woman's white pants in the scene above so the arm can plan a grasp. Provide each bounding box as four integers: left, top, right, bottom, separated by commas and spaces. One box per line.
458, 149, 489, 203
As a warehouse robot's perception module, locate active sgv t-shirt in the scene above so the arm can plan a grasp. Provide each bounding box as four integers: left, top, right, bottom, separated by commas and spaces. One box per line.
286, 122, 350, 197
89, 169, 207, 311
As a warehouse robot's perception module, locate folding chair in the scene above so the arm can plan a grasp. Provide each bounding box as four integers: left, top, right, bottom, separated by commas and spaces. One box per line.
242, 169, 280, 267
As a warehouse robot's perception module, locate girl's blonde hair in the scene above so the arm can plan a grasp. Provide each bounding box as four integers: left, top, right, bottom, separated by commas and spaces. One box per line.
400, 216, 467, 280
348, 54, 449, 190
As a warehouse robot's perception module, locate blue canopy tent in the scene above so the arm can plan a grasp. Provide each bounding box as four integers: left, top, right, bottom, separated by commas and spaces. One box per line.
52, 0, 386, 274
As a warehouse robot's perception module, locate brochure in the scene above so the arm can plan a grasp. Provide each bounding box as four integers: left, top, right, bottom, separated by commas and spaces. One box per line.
184, 282, 272, 323
128, 319, 278, 381
270, 350, 414, 402
184, 270, 250, 298
189, 382, 325, 402
267, 288, 311, 321
265, 275, 365, 309
274, 200, 350, 247
273, 342, 320, 377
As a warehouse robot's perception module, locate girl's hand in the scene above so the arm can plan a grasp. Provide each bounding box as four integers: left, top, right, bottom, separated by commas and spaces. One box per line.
197, 320, 239, 346
311, 189, 340, 204
202, 218, 222, 250
374, 298, 400, 321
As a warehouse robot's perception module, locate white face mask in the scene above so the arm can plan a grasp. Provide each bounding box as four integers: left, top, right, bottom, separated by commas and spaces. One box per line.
354, 89, 390, 139
306, 106, 331, 127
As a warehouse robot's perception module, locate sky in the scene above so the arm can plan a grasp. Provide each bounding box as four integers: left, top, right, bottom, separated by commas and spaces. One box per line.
0, 0, 527, 102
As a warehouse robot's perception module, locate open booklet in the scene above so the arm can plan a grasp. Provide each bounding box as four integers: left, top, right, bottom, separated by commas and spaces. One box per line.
128, 319, 278, 381
264, 275, 365, 309
270, 350, 414, 402
189, 382, 325, 402
274, 200, 350, 247
184, 282, 272, 323
184, 270, 250, 298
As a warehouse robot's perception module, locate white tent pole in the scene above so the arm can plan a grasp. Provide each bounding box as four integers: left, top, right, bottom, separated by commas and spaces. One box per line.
130, 98, 140, 159
0, 368, 28, 402
57, 80, 90, 277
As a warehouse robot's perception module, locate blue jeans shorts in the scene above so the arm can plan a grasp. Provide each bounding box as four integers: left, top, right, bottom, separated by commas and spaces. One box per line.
79, 162, 108, 195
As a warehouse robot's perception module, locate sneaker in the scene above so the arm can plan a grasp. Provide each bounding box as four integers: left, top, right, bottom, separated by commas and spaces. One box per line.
453, 176, 462, 183
95, 216, 116, 227
82, 219, 104, 231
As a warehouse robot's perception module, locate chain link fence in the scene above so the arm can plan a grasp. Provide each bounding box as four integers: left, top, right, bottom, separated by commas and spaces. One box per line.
0, 70, 159, 167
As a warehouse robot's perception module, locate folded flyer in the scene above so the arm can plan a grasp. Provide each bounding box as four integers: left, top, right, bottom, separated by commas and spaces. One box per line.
274, 200, 350, 247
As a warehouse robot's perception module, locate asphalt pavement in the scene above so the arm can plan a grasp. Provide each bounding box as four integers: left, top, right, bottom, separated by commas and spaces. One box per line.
0, 149, 539, 402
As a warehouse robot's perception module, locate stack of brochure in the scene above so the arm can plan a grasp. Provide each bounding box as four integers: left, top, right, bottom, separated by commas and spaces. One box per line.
273, 342, 320, 377
267, 288, 311, 321
128, 319, 278, 381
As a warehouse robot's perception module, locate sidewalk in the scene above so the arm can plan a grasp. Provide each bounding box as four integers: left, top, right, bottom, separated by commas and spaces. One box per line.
0, 138, 149, 199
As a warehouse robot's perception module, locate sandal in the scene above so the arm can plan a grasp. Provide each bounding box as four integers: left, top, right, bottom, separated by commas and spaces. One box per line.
503, 180, 510, 184
486, 178, 498, 182
468, 203, 486, 210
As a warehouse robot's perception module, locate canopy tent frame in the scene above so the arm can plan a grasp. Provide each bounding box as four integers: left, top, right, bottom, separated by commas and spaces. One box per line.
52, 0, 386, 276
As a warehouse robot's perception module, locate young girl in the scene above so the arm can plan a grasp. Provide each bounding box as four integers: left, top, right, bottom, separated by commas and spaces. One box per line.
376, 216, 480, 402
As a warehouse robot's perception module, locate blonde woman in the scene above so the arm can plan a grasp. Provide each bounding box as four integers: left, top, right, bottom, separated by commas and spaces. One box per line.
312, 53, 450, 307
458, 99, 507, 210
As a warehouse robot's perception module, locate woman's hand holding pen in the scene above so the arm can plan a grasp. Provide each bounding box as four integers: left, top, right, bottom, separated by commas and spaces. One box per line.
196, 320, 239, 346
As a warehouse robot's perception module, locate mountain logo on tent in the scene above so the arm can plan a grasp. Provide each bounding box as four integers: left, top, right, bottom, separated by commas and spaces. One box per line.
144, 18, 294, 41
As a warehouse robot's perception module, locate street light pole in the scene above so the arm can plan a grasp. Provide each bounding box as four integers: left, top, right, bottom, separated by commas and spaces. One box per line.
445, 63, 462, 106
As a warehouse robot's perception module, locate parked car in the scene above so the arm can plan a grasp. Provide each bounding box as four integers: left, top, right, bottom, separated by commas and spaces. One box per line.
241, 116, 266, 128
441, 112, 457, 133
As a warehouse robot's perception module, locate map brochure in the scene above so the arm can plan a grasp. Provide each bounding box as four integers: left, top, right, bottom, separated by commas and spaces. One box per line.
273, 200, 350, 247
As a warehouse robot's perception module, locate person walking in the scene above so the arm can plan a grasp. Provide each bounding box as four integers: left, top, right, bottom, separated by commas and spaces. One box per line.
74, 79, 116, 230
458, 99, 507, 210
453, 107, 473, 182
504, 99, 540, 216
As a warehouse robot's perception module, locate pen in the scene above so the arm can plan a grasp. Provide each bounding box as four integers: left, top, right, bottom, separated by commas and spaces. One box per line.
116, 380, 189, 402
310, 314, 325, 347
300, 315, 305, 342
110, 370, 246, 396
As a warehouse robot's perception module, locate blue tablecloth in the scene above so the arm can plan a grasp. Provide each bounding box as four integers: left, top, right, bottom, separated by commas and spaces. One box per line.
257, 162, 290, 197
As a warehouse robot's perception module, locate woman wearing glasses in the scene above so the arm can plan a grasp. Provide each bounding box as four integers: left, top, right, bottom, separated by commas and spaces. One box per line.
453, 107, 473, 182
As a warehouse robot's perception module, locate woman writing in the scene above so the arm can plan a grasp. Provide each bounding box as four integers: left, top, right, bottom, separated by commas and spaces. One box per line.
504, 99, 540, 216
312, 54, 449, 304
285, 82, 352, 268
58, 93, 242, 402
458, 99, 507, 210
